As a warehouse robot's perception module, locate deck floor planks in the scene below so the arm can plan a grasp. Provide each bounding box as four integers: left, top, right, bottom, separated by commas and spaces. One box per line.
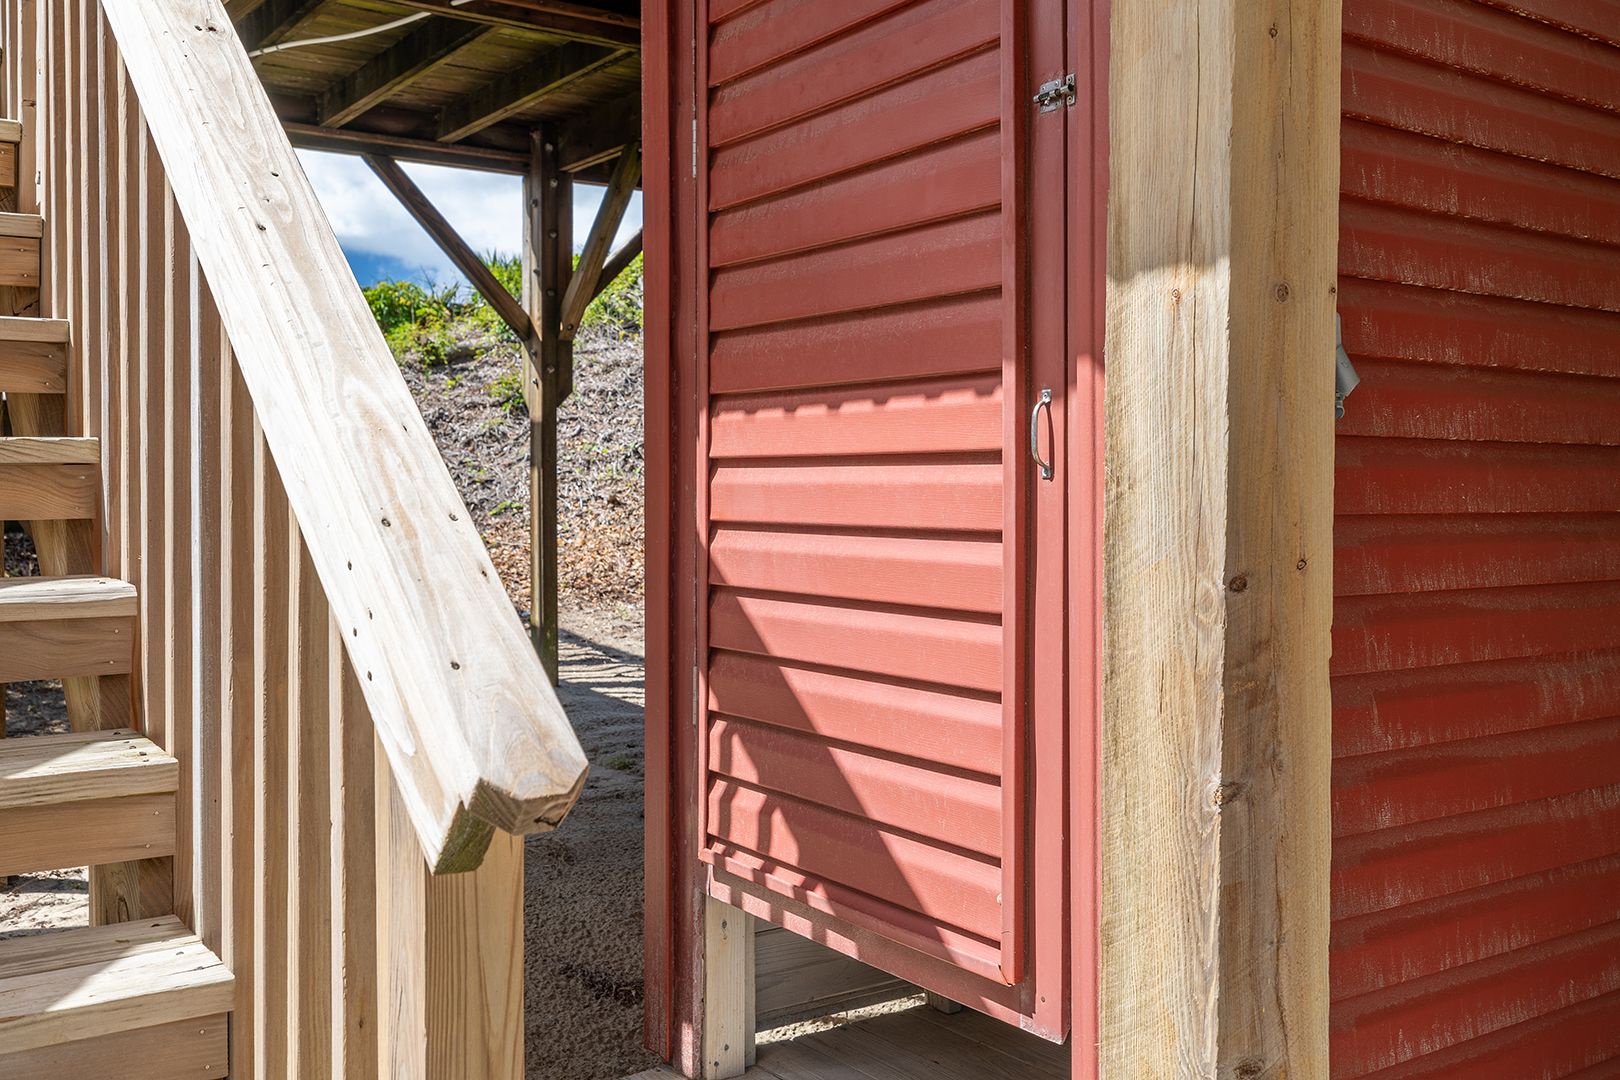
624, 1003, 1070, 1080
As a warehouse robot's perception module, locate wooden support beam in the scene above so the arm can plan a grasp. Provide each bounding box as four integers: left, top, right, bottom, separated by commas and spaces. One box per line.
522, 128, 570, 684
557, 93, 640, 172
702, 896, 756, 1079
437, 42, 629, 144
235, 0, 324, 54
282, 120, 528, 174
559, 142, 638, 340
363, 154, 534, 346
318, 18, 494, 128
386, 0, 640, 48
1100, 1, 1340, 1077
594, 228, 641, 303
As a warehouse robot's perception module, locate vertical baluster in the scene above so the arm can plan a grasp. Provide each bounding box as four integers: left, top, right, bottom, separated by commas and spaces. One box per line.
253, 433, 291, 1078
288, 527, 333, 1074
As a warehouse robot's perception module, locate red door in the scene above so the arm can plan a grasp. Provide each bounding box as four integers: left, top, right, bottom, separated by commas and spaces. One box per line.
692, 0, 1077, 1038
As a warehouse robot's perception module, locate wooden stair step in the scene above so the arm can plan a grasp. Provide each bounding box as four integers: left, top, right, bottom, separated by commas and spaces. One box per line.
0, 916, 232, 1066
0, 726, 173, 878
0, 121, 22, 196
0, 317, 69, 393
0, 728, 176, 808
0, 575, 134, 684
0, 211, 41, 286
0, 436, 99, 520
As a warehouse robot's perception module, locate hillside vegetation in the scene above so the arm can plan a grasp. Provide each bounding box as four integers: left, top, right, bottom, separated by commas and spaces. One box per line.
364, 254, 645, 632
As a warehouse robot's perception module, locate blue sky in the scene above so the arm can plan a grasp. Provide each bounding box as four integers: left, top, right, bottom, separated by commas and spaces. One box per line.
297, 149, 643, 288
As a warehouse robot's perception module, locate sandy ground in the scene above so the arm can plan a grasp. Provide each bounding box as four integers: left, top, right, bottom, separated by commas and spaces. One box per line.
0, 679, 90, 940
526, 608, 659, 1080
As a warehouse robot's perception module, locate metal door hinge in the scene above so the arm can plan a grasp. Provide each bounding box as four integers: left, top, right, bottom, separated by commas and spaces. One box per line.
1033, 73, 1076, 112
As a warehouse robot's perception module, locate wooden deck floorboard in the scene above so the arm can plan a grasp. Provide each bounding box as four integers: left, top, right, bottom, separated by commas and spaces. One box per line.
624, 1004, 1070, 1080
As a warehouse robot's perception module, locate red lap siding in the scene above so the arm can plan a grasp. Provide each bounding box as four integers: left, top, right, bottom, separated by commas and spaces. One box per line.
1333, 1, 1620, 1075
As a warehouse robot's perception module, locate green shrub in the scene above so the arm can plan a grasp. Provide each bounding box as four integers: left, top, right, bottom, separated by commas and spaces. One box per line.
488, 369, 527, 414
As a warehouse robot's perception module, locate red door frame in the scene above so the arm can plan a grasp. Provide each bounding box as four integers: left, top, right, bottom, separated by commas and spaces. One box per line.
643, 1, 1110, 1072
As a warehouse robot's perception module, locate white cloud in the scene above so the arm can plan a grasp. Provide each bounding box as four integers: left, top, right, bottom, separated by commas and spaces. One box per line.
295, 149, 643, 286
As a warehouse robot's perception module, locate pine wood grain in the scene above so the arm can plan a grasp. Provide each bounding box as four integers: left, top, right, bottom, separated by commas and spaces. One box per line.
0, 727, 176, 807
0, 791, 174, 876
1101, 0, 1340, 1076
0, 915, 232, 1055
100, 0, 587, 873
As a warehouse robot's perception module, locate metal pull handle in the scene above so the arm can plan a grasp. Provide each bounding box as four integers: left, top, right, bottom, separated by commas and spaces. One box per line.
1029, 388, 1053, 481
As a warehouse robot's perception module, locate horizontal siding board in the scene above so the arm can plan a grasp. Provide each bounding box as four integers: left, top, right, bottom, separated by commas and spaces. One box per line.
709, 529, 1003, 613
707, 780, 1002, 938
1351, 988, 1620, 1079
708, 0, 916, 85
1335, 513, 1620, 596
710, 375, 1003, 459
1333, 650, 1620, 758
1332, 581, 1620, 676
1344, 0, 1620, 112
1339, 277, 1620, 378
710, 293, 1002, 395
708, 0, 997, 147
706, 846, 1006, 981
1338, 358, 1620, 445
1332, 784, 1620, 920
1332, 716, 1620, 837
1334, 437, 1620, 515
710, 461, 1002, 532
1331, 922, 1620, 1076
708, 717, 1002, 854
707, 49, 998, 211
1342, 42, 1620, 179
1341, 119, 1620, 245
707, 651, 1003, 776
709, 129, 1001, 267
1340, 199, 1620, 311
708, 589, 1002, 693
1331, 855, 1620, 1002
709, 211, 1002, 331
1472, 0, 1620, 50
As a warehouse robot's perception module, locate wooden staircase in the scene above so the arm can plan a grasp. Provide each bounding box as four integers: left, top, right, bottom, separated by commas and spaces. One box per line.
0, 116, 232, 1075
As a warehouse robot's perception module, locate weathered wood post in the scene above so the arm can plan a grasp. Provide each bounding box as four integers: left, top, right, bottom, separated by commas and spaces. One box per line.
1101, 0, 1341, 1075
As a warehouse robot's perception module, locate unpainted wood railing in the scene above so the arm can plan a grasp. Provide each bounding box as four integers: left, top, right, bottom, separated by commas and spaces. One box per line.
3, 0, 587, 1074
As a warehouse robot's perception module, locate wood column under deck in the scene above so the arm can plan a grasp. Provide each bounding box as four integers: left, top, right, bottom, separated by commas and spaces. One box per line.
1100, 0, 1340, 1076
522, 126, 572, 684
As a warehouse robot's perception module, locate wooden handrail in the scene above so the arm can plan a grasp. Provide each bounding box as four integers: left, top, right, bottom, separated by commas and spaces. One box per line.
100, 0, 587, 873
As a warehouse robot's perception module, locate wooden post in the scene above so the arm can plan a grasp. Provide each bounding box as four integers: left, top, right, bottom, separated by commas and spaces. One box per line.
522, 126, 570, 684
1100, 0, 1340, 1077
376, 753, 524, 1079
702, 896, 755, 1079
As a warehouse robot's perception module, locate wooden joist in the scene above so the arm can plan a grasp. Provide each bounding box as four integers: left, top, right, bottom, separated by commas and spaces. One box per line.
363, 153, 535, 345
235, 0, 325, 54
0, 316, 68, 393
560, 142, 639, 340
318, 18, 494, 128
386, 0, 641, 48
557, 93, 640, 172
0, 917, 233, 1056
282, 120, 530, 174
436, 41, 630, 143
